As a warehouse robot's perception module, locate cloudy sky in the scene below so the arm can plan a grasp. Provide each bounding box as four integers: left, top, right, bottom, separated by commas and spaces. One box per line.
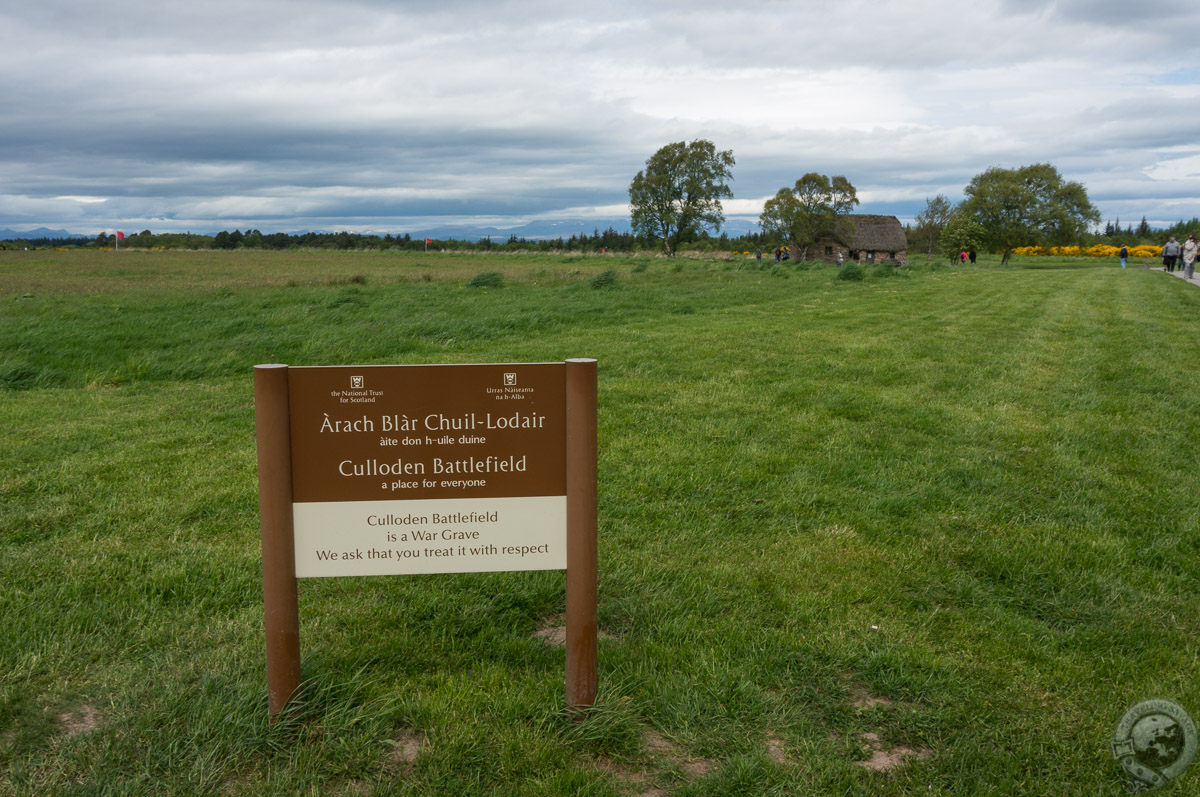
3, 0, 1199, 236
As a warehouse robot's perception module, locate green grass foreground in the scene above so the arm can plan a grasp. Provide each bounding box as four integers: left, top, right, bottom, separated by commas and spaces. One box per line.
2, 251, 1198, 795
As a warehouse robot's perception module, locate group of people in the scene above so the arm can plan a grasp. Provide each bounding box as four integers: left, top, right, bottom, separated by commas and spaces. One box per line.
1115, 235, 1199, 276
1160, 235, 1199, 278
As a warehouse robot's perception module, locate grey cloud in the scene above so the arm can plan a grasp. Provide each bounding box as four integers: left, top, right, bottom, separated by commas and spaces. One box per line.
2, 0, 1197, 235
1002, 0, 1198, 26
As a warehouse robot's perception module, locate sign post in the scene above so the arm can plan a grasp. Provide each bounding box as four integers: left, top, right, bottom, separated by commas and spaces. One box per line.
565, 358, 598, 708
254, 360, 597, 717
253, 364, 302, 717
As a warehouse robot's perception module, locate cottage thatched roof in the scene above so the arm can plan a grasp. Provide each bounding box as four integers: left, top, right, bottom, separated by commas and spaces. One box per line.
843, 214, 906, 250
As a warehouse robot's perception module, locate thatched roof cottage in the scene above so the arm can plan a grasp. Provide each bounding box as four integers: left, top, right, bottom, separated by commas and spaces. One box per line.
817, 214, 907, 266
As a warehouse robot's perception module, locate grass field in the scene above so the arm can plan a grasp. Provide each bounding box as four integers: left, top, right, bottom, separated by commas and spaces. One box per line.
2, 250, 1199, 795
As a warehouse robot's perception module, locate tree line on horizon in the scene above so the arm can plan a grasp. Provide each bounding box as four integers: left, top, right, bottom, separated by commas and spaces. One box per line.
4, 227, 645, 253
3, 225, 782, 254
8, 218, 1196, 256
5, 139, 1198, 256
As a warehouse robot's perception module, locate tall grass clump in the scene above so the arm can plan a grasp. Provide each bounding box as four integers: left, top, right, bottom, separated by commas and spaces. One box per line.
327, 274, 367, 286
836, 262, 865, 281
467, 271, 504, 288
868, 263, 904, 278
589, 269, 618, 289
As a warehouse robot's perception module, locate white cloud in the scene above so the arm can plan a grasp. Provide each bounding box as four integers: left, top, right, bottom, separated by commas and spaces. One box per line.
1145, 155, 1200, 181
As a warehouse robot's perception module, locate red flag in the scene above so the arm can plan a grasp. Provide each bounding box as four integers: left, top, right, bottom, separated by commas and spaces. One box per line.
425, 238, 432, 244
116, 231, 125, 239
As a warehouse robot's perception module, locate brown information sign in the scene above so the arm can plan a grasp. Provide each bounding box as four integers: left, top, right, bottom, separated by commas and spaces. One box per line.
254, 359, 597, 716
287, 363, 567, 577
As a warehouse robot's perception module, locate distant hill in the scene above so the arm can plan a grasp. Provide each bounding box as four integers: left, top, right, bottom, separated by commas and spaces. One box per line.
0, 228, 88, 241
412, 218, 632, 242
0, 220, 637, 243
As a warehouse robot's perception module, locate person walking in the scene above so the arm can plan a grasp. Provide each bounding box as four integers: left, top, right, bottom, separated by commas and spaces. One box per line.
1119, 244, 1128, 269
1183, 234, 1199, 279
1163, 236, 1181, 272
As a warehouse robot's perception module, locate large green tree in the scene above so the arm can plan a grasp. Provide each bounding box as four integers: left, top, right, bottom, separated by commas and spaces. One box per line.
939, 212, 986, 264
913, 194, 953, 260
629, 139, 735, 256
959, 163, 1100, 265
758, 173, 859, 259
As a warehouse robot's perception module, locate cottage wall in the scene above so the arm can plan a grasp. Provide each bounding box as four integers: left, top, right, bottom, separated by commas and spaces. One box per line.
815, 241, 908, 266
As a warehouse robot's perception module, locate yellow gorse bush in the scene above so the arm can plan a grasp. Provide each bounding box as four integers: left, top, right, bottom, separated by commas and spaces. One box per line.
1013, 243, 1162, 259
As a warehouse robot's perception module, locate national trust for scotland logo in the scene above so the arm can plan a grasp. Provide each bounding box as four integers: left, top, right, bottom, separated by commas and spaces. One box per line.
350, 375, 364, 389
1112, 700, 1197, 792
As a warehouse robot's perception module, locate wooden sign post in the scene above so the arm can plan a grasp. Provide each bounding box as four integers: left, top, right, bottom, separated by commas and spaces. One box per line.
254, 360, 597, 717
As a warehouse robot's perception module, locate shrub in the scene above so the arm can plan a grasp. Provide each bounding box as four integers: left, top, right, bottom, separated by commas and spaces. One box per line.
468, 272, 504, 288
326, 274, 366, 286
836, 262, 865, 281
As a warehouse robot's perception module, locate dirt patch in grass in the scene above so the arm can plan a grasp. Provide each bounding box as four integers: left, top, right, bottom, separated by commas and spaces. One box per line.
766, 736, 789, 764
682, 757, 713, 778
850, 685, 895, 710
58, 705, 104, 737
592, 730, 719, 795
594, 756, 651, 789
853, 731, 930, 772
385, 728, 425, 773
644, 730, 716, 778
533, 615, 617, 647
533, 624, 568, 647
221, 771, 264, 795
643, 730, 674, 754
